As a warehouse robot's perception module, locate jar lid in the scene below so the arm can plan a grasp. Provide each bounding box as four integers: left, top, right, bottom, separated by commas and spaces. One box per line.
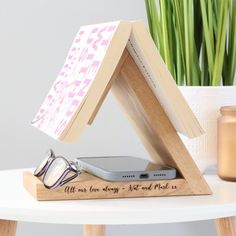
220, 106, 236, 115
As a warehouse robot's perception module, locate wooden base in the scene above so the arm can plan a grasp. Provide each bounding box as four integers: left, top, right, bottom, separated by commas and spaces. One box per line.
26, 46, 211, 201
0, 220, 17, 236
215, 217, 236, 236
23, 171, 210, 201
22, 50, 211, 201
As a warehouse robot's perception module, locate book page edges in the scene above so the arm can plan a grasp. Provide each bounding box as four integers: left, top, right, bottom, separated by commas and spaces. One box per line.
130, 21, 204, 138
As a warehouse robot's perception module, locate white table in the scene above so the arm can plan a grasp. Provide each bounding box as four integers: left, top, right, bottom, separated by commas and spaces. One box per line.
0, 169, 236, 236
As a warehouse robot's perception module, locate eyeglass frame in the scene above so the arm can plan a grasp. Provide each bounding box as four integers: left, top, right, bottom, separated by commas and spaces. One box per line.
34, 149, 81, 189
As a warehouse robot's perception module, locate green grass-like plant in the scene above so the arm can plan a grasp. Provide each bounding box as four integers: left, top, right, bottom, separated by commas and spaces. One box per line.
145, 0, 236, 86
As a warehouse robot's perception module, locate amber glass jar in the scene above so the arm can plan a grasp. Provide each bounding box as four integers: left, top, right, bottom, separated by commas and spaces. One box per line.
217, 106, 236, 181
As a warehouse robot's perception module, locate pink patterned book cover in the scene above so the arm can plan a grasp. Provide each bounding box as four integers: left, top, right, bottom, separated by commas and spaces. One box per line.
32, 21, 120, 139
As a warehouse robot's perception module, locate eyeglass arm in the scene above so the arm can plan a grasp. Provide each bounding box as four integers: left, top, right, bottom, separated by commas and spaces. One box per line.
60, 171, 79, 186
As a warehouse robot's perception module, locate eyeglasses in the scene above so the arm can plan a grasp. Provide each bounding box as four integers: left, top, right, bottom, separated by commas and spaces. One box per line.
34, 149, 81, 189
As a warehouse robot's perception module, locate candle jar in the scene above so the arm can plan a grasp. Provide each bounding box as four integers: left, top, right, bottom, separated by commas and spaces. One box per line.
217, 106, 236, 181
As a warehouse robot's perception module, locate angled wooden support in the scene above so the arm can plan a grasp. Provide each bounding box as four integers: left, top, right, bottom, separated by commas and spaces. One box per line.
31, 20, 211, 199
111, 49, 211, 195
88, 49, 129, 125
25, 48, 211, 200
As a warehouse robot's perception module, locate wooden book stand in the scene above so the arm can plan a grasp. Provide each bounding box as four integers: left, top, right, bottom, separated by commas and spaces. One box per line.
24, 49, 211, 200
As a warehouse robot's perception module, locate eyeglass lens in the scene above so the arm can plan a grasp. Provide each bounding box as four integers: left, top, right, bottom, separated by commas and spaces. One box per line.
34, 149, 55, 176
43, 157, 68, 188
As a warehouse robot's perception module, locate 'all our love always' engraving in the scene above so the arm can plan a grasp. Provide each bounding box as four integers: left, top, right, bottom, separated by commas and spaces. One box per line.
64, 182, 177, 195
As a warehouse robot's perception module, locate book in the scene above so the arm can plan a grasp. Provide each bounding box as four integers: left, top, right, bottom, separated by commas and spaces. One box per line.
32, 20, 204, 142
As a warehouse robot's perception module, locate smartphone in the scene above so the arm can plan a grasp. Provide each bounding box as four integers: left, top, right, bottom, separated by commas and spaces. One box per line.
76, 156, 176, 181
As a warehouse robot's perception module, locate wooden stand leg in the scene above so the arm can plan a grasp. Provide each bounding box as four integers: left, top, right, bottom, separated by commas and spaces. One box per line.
215, 217, 236, 236
0, 220, 17, 236
83, 225, 105, 236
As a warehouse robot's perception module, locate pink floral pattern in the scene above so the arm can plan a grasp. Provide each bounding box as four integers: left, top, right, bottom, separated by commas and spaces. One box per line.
32, 22, 119, 139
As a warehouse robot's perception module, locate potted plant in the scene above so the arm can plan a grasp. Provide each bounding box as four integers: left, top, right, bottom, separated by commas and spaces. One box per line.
145, 0, 236, 172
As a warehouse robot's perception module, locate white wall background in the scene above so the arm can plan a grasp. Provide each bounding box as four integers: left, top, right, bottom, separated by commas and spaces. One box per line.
0, 0, 216, 235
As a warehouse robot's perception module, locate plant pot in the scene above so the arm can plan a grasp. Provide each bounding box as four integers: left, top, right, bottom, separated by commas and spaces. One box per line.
179, 86, 236, 173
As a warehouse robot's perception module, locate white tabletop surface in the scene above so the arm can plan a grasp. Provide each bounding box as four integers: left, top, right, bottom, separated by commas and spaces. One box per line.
0, 168, 236, 225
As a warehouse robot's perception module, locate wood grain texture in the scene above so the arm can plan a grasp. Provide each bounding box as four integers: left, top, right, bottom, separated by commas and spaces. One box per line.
0, 220, 17, 236
23, 50, 211, 200
111, 52, 211, 195
23, 171, 194, 201
215, 217, 236, 236
83, 225, 105, 236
